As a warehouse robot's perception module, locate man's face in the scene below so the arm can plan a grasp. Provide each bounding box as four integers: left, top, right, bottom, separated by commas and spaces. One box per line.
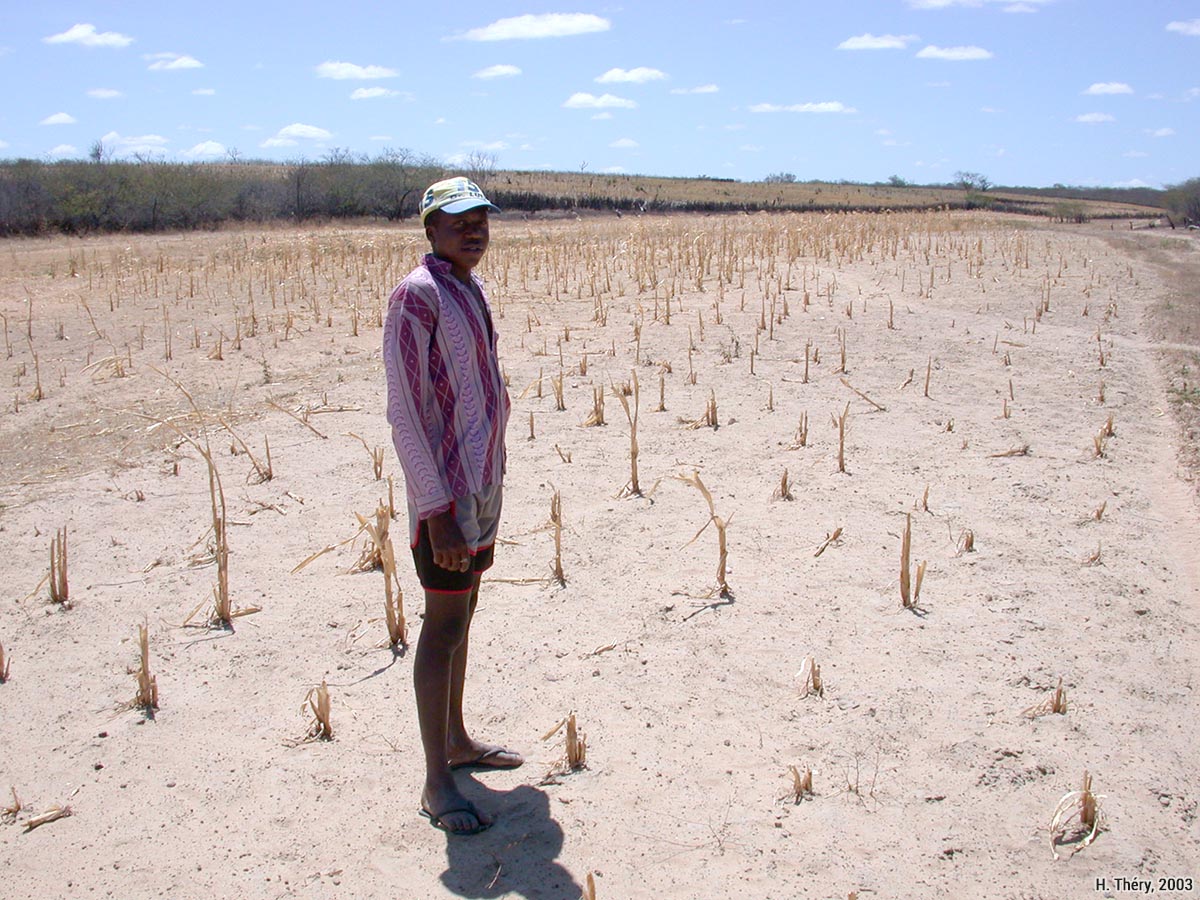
426, 207, 490, 277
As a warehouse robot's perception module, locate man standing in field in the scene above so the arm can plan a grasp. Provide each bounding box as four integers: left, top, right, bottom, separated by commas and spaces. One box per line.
383, 177, 521, 836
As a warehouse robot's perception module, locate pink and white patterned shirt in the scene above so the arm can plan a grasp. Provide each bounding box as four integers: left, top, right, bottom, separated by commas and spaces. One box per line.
383, 254, 510, 520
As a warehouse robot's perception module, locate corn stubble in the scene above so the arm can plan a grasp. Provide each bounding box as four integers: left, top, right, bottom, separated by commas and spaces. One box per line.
2, 787, 21, 823
899, 514, 926, 609
797, 656, 824, 698
548, 489, 566, 586
678, 470, 732, 598
1023, 677, 1068, 718
49, 527, 69, 607
304, 680, 334, 740
156, 370, 259, 628
22, 805, 72, 832
613, 370, 641, 497
541, 713, 588, 780
133, 623, 159, 712
1049, 771, 1104, 859
352, 504, 407, 647
787, 765, 814, 803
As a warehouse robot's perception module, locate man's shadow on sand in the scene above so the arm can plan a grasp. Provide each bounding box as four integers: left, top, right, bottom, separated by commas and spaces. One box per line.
436, 782, 582, 900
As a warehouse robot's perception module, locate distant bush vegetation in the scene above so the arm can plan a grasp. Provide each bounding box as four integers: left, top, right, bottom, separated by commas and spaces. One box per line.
0, 153, 1180, 238
0, 152, 445, 237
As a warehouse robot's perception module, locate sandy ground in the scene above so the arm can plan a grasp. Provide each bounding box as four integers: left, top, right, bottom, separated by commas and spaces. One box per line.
1, 212, 1198, 900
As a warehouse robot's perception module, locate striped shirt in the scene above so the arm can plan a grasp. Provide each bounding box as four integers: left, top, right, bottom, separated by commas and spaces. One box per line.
383, 254, 510, 519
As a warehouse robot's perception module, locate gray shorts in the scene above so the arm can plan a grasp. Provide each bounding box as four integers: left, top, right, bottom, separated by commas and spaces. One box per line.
408, 484, 503, 592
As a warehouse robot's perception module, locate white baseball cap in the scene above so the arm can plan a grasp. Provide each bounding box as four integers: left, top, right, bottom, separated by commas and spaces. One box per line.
419, 177, 500, 224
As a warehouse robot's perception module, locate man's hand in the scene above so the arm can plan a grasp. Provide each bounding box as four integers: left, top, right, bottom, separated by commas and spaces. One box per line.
427, 510, 471, 572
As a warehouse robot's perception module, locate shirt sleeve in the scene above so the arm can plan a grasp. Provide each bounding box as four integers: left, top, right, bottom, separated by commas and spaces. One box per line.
383, 279, 453, 518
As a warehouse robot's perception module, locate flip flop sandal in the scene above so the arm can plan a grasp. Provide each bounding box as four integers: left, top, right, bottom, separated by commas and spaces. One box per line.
418, 802, 491, 836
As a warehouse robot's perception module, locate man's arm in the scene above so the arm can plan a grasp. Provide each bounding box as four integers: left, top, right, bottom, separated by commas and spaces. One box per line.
383, 280, 454, 518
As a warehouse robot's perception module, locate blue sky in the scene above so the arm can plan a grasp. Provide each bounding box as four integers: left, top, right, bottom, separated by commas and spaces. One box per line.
1, 1, 1197, 188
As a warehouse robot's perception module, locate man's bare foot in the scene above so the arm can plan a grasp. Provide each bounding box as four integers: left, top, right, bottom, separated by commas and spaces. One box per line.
420, 781, 492, 835
447, 740, 525, 771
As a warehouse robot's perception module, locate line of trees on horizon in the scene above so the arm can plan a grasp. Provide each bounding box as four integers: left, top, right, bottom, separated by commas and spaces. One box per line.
0, 149, 1194, 238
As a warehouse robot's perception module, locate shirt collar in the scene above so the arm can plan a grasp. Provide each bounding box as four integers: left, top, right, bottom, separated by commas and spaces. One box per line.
423, 253, 479, 287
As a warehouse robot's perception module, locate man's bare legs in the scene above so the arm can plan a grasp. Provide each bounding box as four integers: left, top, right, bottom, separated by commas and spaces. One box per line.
414, 579, 490, 834
445, 577, 524, 770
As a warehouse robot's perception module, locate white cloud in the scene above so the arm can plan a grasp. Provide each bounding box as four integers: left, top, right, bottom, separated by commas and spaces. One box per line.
458, 13, 610, 41
315, 61, 397, 80
738, 144, 761, 152
563, 92, 637, 109
87, 88, 123, 99
916, 45, 993, 60
262, 123, 333, 147
1112, 178, 1149, 188
0, 139, 8, 149
1123, 150, 1148, 158
670, 84, 719, 95
48, 144, 78, 157
591, 112, 613, 120
146, 53, 203, 71
350, 87, 408, 100
596, 67, 667, 84
193, 88, 216, 96
279, 123, 332, 140
40, 112, 77, 125
609, 138, 639, 148
1075, 112, 1115, 123
96, 131, 170, 156
1083, 82, 1132, 95
749, 101, 856, 114
1186, 88, 1200, 100
1148, 127, 1174, 137
44, 24, 133, 48
909, 0, 1050, 8
185, 140, 226, 158
838, 33, 918, 50
1166, 19, 1200, 36
462, 140, 509, 152
473, 64, 521, 79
